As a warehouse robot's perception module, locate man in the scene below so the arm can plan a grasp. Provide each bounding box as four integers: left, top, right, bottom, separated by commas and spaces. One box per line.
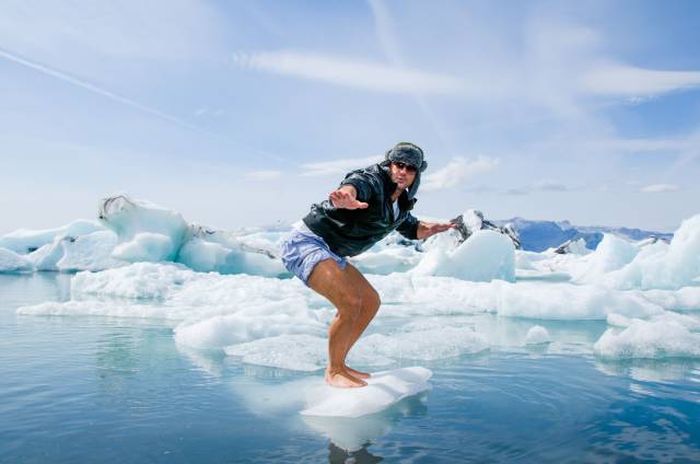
281, 142, 455, 388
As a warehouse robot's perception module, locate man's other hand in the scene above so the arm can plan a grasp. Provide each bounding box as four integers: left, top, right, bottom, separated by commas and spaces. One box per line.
417, 221, 458, 240
329, 186, 369, 210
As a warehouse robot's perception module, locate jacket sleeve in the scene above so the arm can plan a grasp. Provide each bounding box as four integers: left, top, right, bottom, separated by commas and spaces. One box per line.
339, 169, 381, 203
397, 213, 419, 240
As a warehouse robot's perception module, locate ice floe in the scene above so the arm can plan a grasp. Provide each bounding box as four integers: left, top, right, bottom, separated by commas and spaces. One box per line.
6, 196, 700, 369
594, 318, 700, 359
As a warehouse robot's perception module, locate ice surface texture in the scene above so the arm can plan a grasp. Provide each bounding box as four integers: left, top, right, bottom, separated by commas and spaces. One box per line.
301, 367, 432, 418
6, 198, 700, 365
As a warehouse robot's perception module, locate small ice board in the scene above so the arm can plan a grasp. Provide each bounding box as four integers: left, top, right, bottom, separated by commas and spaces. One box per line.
300, 366, 432, 418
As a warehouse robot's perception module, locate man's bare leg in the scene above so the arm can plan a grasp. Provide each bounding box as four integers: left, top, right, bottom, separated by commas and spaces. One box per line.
335, 264, 380, 379
308, 260, 380, 388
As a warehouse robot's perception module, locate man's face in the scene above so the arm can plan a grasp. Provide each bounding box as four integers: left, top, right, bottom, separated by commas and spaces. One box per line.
389, 161, 417, 190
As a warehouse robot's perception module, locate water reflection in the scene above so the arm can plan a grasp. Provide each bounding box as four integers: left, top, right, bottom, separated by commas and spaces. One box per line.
594, 358, 700, 383
304, 394, 428, 457
328, 442, 383, 464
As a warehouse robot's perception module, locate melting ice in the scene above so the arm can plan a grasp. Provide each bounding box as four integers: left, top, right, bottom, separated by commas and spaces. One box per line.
4, 195, 700, 376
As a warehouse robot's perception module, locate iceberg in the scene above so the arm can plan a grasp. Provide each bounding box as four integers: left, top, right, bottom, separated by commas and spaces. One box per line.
594, 318, 700, 359
0, 219, 105, 254
6, 195, 699, 370
413, 230, 516, 282
0, 247, 33, 273
604, 214, 700, 290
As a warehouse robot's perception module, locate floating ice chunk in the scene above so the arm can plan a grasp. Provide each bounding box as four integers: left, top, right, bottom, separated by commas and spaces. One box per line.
112, 232, 175, 262
605, 214, 700, 290
554, 238, 589, 255
99, 195, 188, 262
525, 325, 551, 345
0, 219, 105, 254
640, 287, 700, 312
0, 247, 33, 273
70, 262, 312, 313
174, 301, 327, 349
496, 281, 663, 320
71, 262, 199, 299
224, 327, 486, 372
607, 310, 700, 331
369, 274, 497, 316
56, 231, 125, 272
573, 234, 639, 283
225, 334, 328, 372
515, 250, 542, 270
412, 230, 515, 282
177, 236, 285, 276
301, 367, 432, 418
177, 238, 231, 272
350, 245, 420, 275
594, 318, 700, 359
358, 327, 488, 361
28, 238, 68, 271
232, 377, 316, 417
16, 300, 177, 320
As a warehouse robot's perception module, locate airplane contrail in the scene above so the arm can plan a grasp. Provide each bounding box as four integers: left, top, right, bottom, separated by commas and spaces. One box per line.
0, 46, 200, 131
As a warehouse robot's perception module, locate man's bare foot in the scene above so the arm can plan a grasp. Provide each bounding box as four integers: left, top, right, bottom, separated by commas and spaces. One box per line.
325, 368, 367, 388
345, 365, 371, 379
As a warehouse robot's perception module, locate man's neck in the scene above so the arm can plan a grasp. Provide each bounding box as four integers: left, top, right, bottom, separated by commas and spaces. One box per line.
390, 188, 403, 202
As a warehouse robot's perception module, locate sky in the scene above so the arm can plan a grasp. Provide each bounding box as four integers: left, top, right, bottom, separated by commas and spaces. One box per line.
1, 0, 699, 234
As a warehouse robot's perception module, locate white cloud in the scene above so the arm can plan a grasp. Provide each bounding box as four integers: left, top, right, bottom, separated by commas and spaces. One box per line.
300, 156, 380, 177
232, 50, 466, 95
245, 170, 282, 181
582, 64, 700, 97
422, 157, 499, 192
640, 184, 680, 193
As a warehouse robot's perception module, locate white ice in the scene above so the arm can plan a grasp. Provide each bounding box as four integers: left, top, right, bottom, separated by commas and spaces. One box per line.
594, 317, 700, 359
0, 219, 105, 254
525, 325, 551, 345
0, 248, 33, 272
412, 230, 516, 282
7, 199, 700, 367
300, 367, 432, 418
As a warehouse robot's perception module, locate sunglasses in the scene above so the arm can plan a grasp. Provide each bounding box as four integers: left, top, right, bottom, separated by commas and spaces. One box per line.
392, 161, 417, 173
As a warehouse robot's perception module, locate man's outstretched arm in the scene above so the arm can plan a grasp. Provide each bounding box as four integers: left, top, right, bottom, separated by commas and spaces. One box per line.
329, 185, 369, 210
416, 220, 457, 240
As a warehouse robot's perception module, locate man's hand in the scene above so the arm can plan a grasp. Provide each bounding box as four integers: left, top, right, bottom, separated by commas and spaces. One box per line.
417, 221, 458, 240
329, 186, 369, 210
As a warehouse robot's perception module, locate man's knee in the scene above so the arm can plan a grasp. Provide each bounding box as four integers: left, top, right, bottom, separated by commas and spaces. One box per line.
365, 288, 381, 314
338, 292, 364, 320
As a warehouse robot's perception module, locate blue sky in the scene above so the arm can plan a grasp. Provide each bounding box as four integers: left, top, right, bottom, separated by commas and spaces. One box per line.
1, 0, 699, 234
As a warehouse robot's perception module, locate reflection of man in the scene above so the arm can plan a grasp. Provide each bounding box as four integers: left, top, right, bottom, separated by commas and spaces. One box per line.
282, 143, 455, 388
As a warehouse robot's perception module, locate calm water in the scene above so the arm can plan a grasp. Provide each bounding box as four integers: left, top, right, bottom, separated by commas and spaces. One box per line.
1, 273, 700, 463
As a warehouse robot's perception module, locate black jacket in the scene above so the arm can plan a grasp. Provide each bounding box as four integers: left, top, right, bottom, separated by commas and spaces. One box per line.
302, 163, 420, 257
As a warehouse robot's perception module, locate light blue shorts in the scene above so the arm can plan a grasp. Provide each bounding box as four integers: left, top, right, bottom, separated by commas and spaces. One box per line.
280, 228, 348, 285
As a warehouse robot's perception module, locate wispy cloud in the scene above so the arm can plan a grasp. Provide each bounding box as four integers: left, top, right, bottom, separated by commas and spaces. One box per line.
0, 2, 221, 63
581, 64, 700, 97
640, 183, 680, 193
245, 170, 282, 181
300, 156, 380, 177
0, 47, 199, 131
505, 180, 572, 196
585, 137, 691, 154
232, 50, 466, 95
422, 157, 499, 192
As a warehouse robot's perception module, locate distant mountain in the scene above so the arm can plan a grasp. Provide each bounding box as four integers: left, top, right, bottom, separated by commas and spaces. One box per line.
493, 217, 674, 252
